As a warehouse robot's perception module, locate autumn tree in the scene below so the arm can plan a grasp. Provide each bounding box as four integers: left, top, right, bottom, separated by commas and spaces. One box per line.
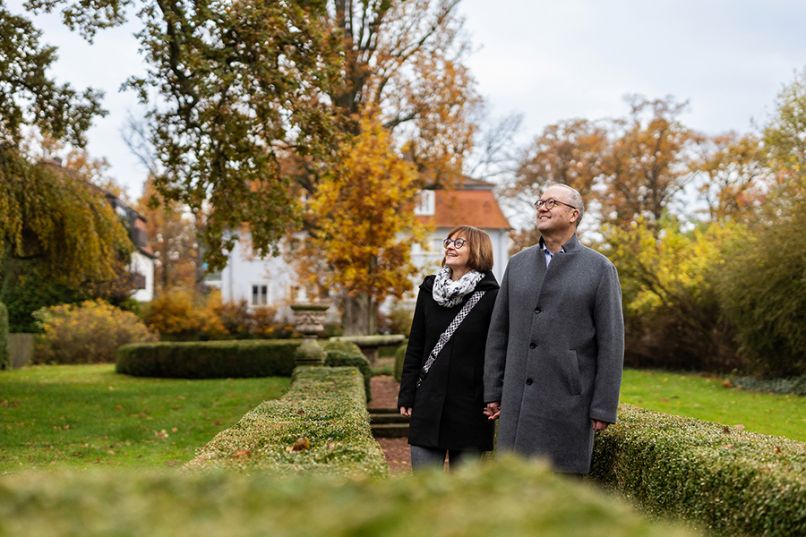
601, 218, 742, 371
307, 113, 427, 335
136, 177, 198, 294
764, 68, 806, 179
0, 4, 135, 328
504, 118, 607, 251
29, 0, 482, 270
714, 70, 806, 376
598, 95, 698, 227
689, 132, 767, 222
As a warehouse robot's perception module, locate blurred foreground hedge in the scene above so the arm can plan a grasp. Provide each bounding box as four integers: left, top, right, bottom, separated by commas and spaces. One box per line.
0, 458, 694, 537
592, 405, 806, 537
185, 367, 385, 476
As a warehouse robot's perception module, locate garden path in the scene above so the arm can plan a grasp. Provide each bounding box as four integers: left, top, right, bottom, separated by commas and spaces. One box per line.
369, 375, 411, 474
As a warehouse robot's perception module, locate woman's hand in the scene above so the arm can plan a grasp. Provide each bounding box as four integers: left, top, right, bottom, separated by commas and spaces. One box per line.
483, 402, 501, 420
400, 406, 412, 417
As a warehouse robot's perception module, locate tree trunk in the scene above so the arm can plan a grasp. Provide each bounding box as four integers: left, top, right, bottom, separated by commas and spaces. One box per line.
342, 292, 377, 335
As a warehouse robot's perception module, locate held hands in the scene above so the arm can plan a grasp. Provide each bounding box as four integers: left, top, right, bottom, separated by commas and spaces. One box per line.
483, 402, 501, 420
399, 406, 412, 417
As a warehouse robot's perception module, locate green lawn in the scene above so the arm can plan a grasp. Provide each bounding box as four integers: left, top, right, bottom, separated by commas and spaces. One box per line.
0, 365, 290, 473
621, 369, 806, 442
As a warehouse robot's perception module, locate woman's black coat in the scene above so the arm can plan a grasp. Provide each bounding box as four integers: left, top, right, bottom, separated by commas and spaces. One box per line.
397, 271, 499, 451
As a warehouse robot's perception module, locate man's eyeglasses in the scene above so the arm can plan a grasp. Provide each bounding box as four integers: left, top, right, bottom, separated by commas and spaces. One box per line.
534, 198, 578, 211
443, 238, 466, 249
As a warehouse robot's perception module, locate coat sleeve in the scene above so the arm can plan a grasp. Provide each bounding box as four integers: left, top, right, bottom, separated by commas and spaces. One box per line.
590, 262, 625, 423
483, 264, 510, 404
397, 286, 428, 409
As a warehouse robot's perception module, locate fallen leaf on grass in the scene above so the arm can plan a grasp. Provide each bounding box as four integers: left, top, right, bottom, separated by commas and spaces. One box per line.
289, 437, 310, 452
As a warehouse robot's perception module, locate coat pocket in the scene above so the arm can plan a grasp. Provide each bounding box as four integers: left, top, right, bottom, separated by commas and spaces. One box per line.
565, 349, 582, 396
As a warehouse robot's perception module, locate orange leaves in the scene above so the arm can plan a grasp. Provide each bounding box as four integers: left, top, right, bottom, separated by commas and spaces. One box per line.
307, 113, 427, 301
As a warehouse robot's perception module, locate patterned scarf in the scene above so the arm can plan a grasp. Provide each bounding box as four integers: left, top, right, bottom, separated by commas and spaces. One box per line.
432, 266, 484, 308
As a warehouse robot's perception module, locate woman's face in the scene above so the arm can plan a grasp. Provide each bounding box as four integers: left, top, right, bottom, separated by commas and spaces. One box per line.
444, 234, 470, 271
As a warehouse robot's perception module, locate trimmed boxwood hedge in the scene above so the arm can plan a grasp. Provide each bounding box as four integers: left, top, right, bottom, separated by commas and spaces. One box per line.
591, 404, 806, 537
185, 366, 385, 475
0, 457, 694, 537
322, 340, 372, 401
115, 340, 372, 400
116, 339, 299, 378
393, 340, 407, 382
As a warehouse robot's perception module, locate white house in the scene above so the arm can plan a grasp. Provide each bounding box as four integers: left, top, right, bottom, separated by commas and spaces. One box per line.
206, 178, 511, 316
104, 192, 156, 302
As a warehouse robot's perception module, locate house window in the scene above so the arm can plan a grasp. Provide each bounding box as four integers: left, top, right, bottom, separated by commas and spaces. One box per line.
251, 284, 269, 306
414, 190, 435, 216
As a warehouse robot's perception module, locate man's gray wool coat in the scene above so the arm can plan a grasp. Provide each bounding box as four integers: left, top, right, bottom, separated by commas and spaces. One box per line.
483, 235, 624, 474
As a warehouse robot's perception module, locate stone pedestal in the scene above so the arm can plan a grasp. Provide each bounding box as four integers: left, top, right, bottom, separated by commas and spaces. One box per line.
291, 304, 329, 367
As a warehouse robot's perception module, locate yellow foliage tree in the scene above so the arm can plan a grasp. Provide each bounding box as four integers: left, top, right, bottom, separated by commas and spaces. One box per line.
601, 218, 743, 370
308, 114, 428, 335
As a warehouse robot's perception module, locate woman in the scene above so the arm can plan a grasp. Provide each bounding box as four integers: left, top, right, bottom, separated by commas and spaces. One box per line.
397, 225, 499, 470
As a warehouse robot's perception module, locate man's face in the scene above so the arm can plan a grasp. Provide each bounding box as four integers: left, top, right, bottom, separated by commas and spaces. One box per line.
536, 186, 579, 234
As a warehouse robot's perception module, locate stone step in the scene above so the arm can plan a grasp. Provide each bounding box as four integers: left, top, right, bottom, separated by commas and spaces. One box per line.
369, 407, 401, 414
370, 412, 410, 425
371, 422, 409, 439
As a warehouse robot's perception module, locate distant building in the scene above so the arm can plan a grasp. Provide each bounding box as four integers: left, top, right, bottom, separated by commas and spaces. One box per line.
104, 192, 156, 302
412, 178, 511, 284
206, 178, 511, 317
42, 159, 155, 301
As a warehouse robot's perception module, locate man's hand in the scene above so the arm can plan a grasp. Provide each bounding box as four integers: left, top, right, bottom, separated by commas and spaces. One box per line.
591, 419, 609, 431
400, 406, 412, 417
484, 402, 501, 420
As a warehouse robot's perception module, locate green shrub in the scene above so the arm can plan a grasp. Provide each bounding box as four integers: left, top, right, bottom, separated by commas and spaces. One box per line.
0, 457, 694, 537
591, 404, 806, 537
731, 374, 806, 396
0, 262, 90, 333
716, 179, 806, 377
393, 341, 407, 382
33, 300, 156, 364
116, 340, 300, 378
322, 340, 372, 401
186, 367, 386, 476
0, 301, 9, 369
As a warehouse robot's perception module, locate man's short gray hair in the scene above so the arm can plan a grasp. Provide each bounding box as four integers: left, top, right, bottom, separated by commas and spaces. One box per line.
546, 183, 584, 225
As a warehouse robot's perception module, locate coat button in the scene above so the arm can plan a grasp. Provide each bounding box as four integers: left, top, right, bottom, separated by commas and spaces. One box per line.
526, 377, 533, 385
529, 343, 536, 349
534, 307, 541, 313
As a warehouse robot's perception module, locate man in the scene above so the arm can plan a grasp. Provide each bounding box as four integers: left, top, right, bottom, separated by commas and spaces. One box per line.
483, 183, 624, 475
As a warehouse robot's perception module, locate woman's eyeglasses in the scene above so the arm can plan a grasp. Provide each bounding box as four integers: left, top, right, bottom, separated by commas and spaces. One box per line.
443, 238, 466, 249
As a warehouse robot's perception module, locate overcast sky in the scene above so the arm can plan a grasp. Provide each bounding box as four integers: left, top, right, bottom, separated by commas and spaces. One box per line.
10, 0, 806, 199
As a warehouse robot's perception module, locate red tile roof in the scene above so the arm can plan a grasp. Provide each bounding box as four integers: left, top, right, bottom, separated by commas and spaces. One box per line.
417, 189, 511, 230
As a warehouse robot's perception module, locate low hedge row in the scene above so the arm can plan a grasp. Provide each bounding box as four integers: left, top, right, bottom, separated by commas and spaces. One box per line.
185, 366, 385, 476
591, 404, 806, 537
0, 457, 694, 537
331, 334, 406, 347
322, 340, 372, 401
393, 340, 407, 382
116, 339, 372, 400
116, 339, 299, 378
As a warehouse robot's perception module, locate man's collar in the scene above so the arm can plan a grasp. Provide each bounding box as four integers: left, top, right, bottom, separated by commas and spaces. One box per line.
539, 234, 578, 253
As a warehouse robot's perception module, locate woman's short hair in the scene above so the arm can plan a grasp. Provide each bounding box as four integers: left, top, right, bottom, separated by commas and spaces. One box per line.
441, 225, 494, 272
